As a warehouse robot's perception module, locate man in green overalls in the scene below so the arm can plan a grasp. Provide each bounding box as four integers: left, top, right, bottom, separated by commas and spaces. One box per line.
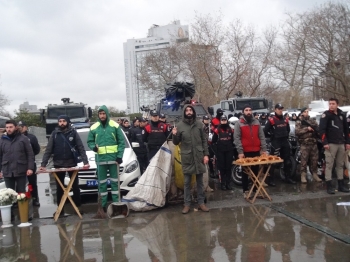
88, 105, 125, 211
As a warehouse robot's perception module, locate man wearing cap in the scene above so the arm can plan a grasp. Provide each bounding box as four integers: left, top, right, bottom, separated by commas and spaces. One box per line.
87, 106, 125, 211
172, 104, 209, 214
18, 121, 41, 206
211, 108, 224, 133
319, 98, 350, 194
259, 113, 268, 126
130, 117, 149, 173
144, 110, 169, 161
159, 113, 167, 123
295, 107, 322, 183
264, 104, 296, 185
234, 105, 268, 193
213, 114, 235, 190
39, 115, 90, 216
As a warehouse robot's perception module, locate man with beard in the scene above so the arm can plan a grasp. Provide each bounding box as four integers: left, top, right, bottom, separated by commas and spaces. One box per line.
172, 105, 209, 214
18, 121, 41, 206
88, 106, 125, 211
144, 110, 169, 161
39, 115, 89, 216
234, 105, 267, 194
211, 108, 224, 133
212, 115, 234, 190
0, 120, 34, 193
295, 107, 322, 183
264, 104, 296, 185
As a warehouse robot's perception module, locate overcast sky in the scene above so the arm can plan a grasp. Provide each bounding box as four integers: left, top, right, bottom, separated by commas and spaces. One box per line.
0, 0, 333, 115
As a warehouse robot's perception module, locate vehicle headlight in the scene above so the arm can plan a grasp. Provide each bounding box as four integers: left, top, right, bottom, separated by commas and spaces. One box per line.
124, 160, 139, 173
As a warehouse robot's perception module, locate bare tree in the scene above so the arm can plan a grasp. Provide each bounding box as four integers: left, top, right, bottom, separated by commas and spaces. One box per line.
0, 90, 10, 116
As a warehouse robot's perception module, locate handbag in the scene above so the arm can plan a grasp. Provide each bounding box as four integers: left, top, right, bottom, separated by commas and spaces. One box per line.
60, 133, 83, 164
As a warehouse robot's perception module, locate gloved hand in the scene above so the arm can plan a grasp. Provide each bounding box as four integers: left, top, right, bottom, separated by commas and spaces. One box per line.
93, 146, 98, 152
116, 158, 123, 164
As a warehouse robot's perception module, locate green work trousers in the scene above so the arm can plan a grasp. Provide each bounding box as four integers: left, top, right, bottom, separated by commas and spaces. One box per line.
98, 163, 119, 207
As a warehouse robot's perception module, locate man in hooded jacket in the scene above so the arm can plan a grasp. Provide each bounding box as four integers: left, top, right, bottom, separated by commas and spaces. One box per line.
87, 106, 125, 211
39, 115, 89, 216
172, 104, 210, 214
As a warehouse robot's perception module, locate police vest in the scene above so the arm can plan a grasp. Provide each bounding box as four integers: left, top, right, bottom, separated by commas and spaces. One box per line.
216, 128, 234, 151
147, 122, 167, 146
268, 116, 289, 139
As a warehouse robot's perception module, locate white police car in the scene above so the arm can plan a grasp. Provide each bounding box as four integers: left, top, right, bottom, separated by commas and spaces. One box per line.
65, 128, 141, 195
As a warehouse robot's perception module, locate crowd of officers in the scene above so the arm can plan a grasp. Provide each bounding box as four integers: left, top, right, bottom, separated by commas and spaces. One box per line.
205, 98, 350, 195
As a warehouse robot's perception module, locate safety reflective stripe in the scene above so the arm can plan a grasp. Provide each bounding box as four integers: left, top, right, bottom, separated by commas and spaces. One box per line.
98, 161, 118, 165
97, 145, 118, 154
111, 191, 119, 194
109, 178, 118, 182
99, 179, 108, 184
100, 192, 108, 196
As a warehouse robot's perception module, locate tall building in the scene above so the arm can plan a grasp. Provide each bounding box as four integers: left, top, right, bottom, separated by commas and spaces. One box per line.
123, 20, 189, 113
19, 101, 39, 114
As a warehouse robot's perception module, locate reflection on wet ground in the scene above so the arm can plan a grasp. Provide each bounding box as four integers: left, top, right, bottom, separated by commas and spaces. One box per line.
1, 205, 349, 261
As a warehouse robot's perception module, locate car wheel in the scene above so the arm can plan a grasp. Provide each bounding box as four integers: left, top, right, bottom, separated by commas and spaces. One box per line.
231, 164, 242, 186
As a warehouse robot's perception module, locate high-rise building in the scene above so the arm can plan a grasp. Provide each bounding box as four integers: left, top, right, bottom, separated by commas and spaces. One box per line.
123, 20, 189, 113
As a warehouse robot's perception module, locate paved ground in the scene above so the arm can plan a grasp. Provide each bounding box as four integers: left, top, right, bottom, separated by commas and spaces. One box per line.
1, 170, 350, 261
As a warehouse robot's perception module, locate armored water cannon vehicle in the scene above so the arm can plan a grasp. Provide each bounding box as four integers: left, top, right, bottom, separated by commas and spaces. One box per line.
41, 98, 92, 139
208, 91, 270, 117
154, 82, 209, 124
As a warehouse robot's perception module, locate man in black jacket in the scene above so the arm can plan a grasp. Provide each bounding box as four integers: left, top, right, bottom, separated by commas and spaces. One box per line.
130, 117, 148, 173
39, 115, 89, 216
264, 104, 296, 185
0, 120, 34, 193
18, 121, 41, 206
319, 98, 350, 194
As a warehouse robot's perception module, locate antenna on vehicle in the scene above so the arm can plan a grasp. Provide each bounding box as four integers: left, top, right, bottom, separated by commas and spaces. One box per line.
61, 98, 70, 104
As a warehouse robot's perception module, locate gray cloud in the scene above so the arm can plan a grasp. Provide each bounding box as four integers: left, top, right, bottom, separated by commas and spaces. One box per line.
0, 0, 330, 115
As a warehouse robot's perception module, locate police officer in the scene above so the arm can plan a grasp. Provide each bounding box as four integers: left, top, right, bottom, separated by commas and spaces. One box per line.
121, 119, 132, 140
211, 108, 224, 133
259, 113, 268, 126
319, 98, 350, 194
212, 115, 234, 190
144, 110, 169, 161
130, 117, 149, 173
264, 103, 296, 185
159, 113, 167, 123
18, 121, 41, 206
295, 107, 322, 183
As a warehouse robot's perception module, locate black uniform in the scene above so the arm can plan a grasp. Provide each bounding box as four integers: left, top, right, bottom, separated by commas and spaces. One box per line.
264, 114, 295, 184
23, 131, 41, 204
144, 121, 169, 161
121, 125, 132, 141
212, 125, 234, 189
130, 126, 148, 174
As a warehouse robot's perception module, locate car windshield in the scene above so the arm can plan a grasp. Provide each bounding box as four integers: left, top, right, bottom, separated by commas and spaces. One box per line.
236, 100, 266, 110
48, 107, 86, 119
77, 130, 130, 151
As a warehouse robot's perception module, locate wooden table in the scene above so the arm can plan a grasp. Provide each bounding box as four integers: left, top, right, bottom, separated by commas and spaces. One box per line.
233, 159, 283, 204
37, 167, 87, 221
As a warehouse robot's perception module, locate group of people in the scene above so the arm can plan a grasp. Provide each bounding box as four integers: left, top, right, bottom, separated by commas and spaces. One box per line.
204, 98, 350, 197
0, 98, 349, 219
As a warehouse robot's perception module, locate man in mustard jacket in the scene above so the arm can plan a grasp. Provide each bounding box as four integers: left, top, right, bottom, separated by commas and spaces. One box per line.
88, 105, 125, 211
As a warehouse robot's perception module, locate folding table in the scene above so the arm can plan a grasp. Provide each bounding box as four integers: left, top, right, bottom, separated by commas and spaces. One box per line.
233, 159, 283, 204
37, 167, 86, 221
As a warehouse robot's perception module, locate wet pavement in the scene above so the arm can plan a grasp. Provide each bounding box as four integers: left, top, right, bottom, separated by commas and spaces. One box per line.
1, 173, 350, 261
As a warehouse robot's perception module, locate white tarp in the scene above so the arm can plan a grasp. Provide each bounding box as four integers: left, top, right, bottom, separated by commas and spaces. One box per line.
123, 142, 172, 211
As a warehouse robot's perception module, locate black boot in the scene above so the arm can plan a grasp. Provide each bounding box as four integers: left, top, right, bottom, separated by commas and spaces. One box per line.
285, 170, 296, 184
326, 180, 335, 194
266, 174, 276, 187
221, 183, 227, 190
226, 181, 233, 190
338, 180, 350, 193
